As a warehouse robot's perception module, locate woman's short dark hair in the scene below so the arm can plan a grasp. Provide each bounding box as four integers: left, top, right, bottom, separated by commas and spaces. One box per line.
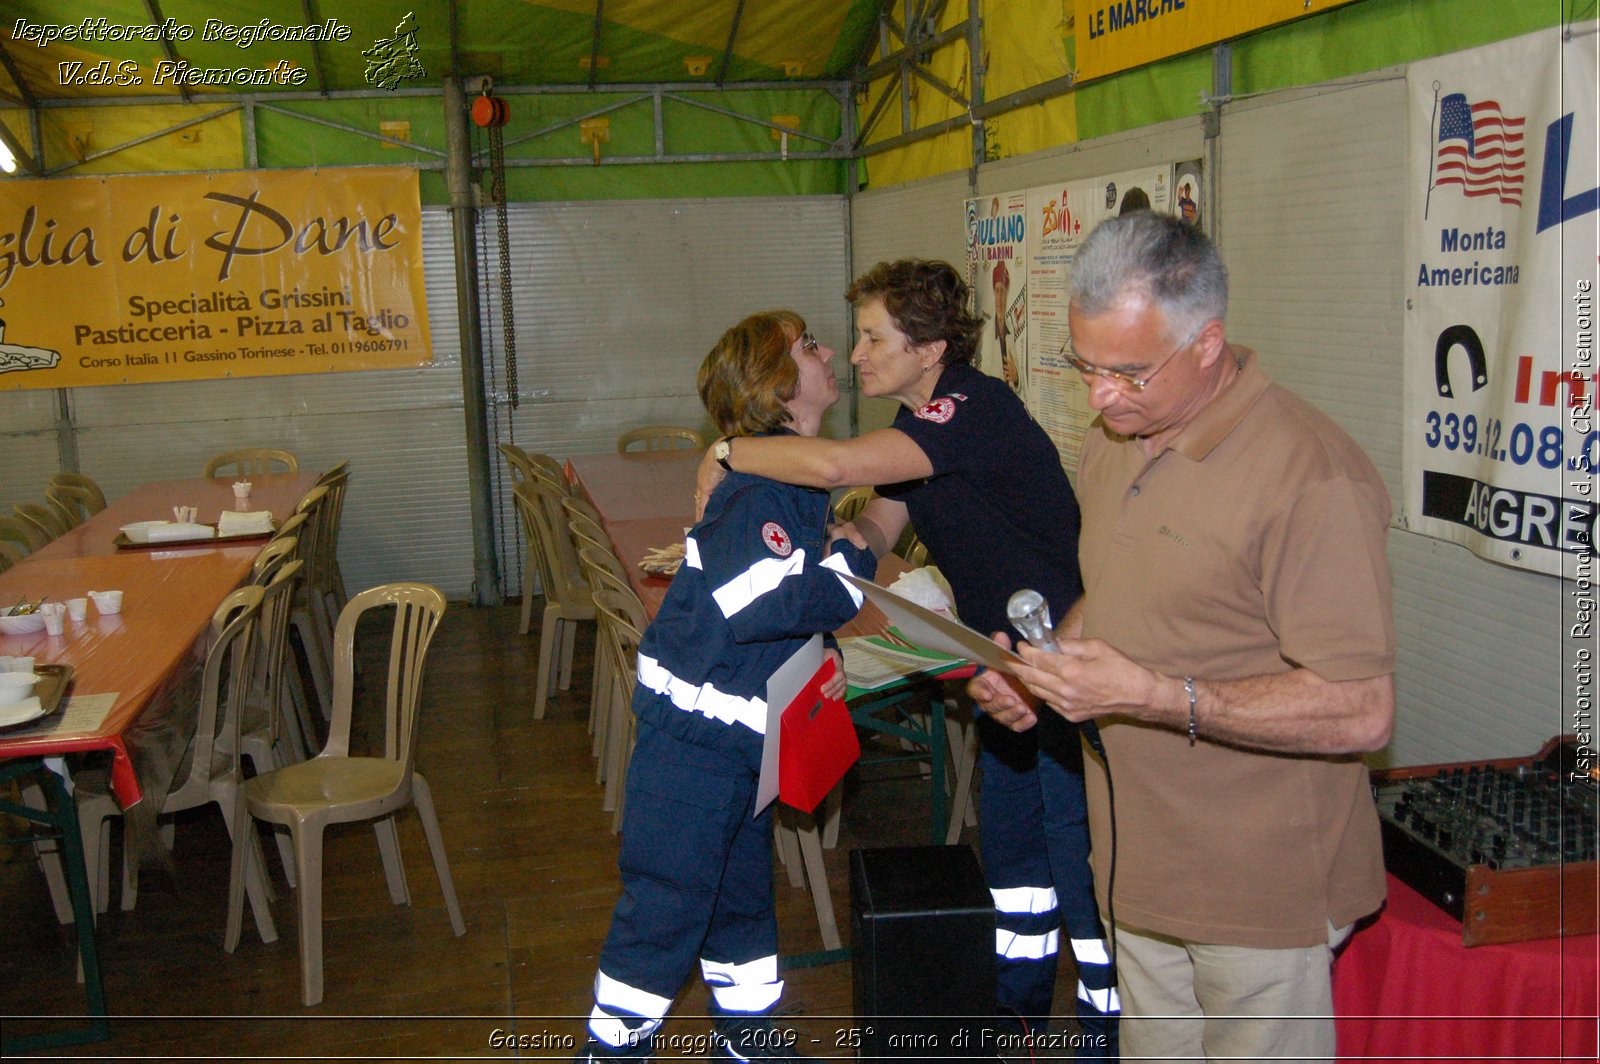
697, 310, 805, 437
845, 259, 984, 368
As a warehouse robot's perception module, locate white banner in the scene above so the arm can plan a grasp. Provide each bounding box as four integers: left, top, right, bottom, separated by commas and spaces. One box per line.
1402, 26, 1598, 578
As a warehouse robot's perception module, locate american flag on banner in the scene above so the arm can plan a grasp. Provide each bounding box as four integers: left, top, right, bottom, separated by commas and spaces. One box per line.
1433, 92, 1526, 206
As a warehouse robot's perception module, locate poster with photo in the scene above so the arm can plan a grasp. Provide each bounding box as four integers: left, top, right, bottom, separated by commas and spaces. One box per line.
965, 191, 1029, 401
1023, 166, 1174, 473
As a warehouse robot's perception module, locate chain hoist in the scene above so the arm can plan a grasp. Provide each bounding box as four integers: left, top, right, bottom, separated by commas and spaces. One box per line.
472, 85, 517, 409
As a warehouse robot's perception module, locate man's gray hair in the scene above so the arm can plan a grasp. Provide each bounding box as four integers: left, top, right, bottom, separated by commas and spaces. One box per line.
1069, 212, 1228, 340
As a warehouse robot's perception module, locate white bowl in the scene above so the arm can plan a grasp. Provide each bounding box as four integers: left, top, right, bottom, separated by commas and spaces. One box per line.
0, 611, 47, 635
120, 520, 170, 544
0, 671, 39, 705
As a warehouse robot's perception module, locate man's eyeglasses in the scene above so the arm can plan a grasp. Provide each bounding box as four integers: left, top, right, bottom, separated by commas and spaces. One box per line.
1064, 325, 1202, 392
798, 332, 819, 352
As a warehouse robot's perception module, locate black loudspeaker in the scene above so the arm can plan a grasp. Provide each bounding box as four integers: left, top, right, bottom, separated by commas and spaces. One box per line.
849, 845, 996, 1060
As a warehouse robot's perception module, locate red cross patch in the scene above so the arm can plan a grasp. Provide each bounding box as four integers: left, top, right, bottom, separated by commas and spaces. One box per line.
761, 521, 793, 556
915, 397, 957, 424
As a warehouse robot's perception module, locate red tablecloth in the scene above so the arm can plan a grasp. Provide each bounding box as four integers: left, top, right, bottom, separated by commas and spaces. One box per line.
1333, 873, 1599, 1061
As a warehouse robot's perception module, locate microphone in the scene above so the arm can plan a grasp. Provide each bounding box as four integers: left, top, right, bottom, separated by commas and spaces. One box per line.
1006, 589, 1105, 756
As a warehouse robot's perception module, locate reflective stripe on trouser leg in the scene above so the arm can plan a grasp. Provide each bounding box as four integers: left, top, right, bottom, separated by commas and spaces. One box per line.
702, 954, 783, 1014
592, 723, 772, 1047
589, 970, 671, 1049
1037, 712, 1120, 1062
977, 716, 1061, 1023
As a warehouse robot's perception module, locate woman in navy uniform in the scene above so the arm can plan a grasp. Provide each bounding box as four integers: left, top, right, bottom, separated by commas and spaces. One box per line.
696, 262, 1118, 1060
576, 311, 877, 1063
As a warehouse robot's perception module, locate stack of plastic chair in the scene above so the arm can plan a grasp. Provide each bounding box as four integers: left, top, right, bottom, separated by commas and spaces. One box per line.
616, 425, 707, 453
310, 463, 352, 617
511, 481, 594, 719
14, 501, 68, 542
288, 486, 337, 718
574, 543, 633, 779
71, 585, 280, 943
204, 447, 298, 478
223, 583, 465, 1007
252, 520, 322, 762
590, 588, 648, 831
0, 514, 49, 556
48, 472, 108, 514
41, 488, 83, 530
0, 539, 23, 572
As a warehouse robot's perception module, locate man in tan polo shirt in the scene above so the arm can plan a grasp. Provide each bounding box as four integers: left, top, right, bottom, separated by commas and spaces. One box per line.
972, 211, 1394, 1062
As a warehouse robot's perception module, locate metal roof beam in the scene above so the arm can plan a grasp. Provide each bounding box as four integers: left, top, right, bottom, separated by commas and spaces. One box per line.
142, 0, 191, 104
714, 0, 748, 87
496, 94, 649, 152
909, 56, 967, 108
662, 92, 836, 147
0, 40, 38, 109
587, 0, 605, 90
23, 79, 849, 109
42, 104, 238, 175
856, 19, 969, 85
254, 102, 448, 157
852, 68, 902, 149
856, 111, 968, 157
300, 0, 330, 96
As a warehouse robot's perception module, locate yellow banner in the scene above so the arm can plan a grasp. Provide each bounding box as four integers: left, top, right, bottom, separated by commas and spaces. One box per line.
1073, 0, 1359, 81
0, 166, 431, 390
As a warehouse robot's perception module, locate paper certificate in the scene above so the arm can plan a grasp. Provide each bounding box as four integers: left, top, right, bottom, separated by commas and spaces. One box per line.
842, 574, 1026, 673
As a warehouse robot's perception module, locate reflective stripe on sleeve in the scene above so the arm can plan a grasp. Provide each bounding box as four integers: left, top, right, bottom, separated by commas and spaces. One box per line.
710, 550, 809, 619
637, 653, 768, 734
818, 553, 866, 606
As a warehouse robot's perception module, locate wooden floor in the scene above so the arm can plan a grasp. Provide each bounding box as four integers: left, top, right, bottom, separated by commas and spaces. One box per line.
0, 603, 1080, 1059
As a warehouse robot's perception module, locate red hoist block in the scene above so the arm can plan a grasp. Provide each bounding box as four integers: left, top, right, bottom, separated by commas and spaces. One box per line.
471, 94, 510, 128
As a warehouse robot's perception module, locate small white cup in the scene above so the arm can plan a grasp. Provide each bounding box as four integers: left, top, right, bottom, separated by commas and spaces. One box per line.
88, 590, 123, 615
66, 597, 88, 622
0, 655, 34, 673
40, 603, 65, 635
233, 481, 253, 501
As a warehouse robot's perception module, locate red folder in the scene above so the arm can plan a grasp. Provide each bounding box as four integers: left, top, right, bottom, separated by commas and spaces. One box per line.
778, 656, 860, 814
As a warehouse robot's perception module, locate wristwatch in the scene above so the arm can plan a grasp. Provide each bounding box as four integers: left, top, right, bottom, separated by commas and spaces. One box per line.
713, 437, 734, 471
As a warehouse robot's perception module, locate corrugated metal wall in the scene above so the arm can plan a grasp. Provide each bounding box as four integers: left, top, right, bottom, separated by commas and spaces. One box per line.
1217, 74, 1567, 766
476, 195, 852, 597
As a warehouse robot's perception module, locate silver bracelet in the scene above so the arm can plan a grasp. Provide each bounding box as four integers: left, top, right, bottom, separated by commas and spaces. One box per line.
1184, 676, 1197, 746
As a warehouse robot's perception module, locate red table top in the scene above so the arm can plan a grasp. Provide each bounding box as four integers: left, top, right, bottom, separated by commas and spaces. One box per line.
0, 472, 318, 805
